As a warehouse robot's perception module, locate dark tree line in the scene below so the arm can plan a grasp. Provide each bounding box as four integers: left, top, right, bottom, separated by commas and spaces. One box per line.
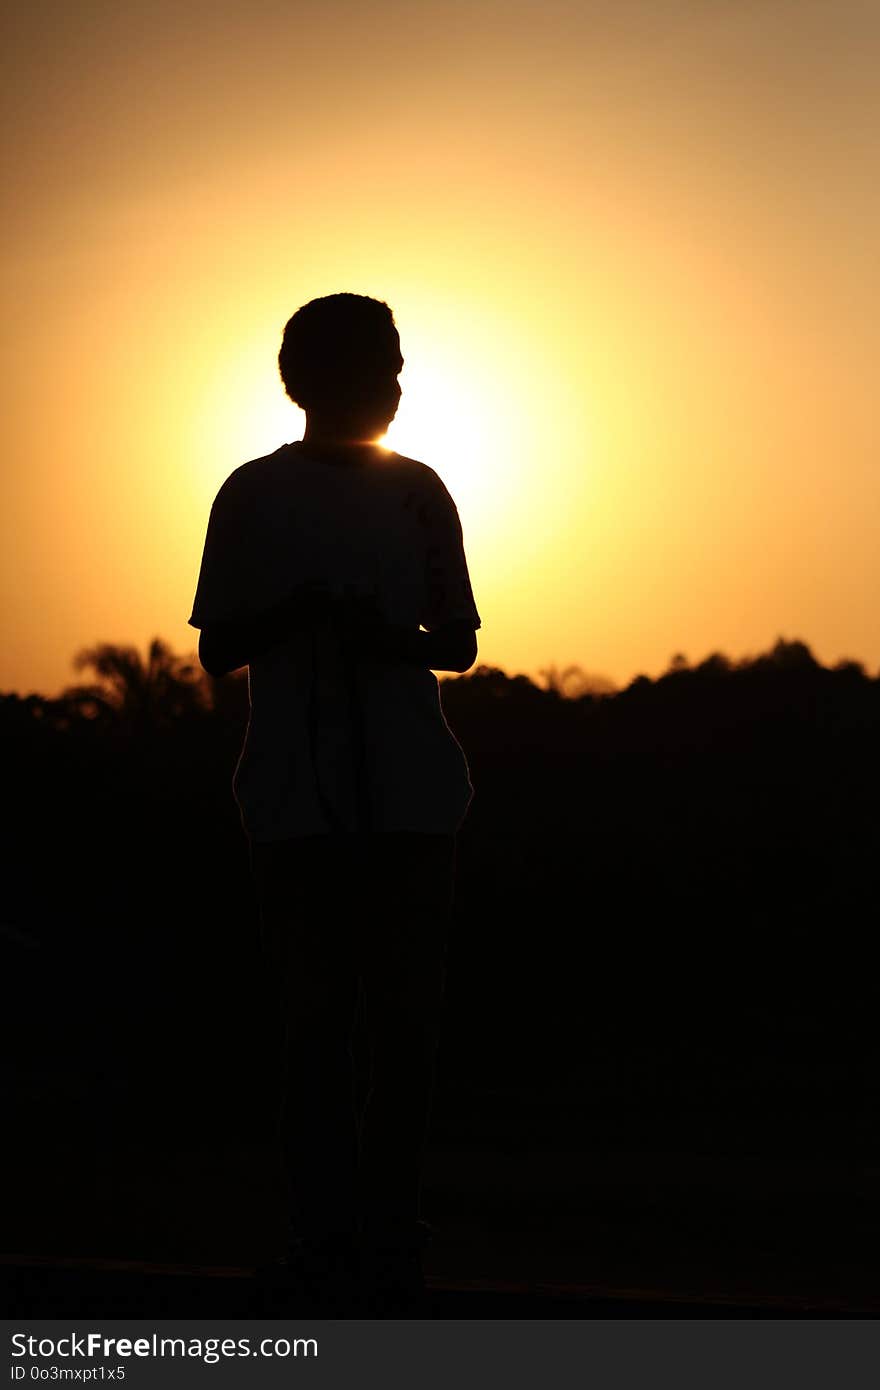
3, 634, 879, 1159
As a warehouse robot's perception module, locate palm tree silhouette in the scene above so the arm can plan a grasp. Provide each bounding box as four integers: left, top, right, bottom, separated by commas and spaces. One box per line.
540, 664, 616, 699
63, 638, 208, 731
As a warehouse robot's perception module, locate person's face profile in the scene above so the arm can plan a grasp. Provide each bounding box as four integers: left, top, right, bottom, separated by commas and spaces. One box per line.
342, 342, 403, 440
371, 357, 403, 433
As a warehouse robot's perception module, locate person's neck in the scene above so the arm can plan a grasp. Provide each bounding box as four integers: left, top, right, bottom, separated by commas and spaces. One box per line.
302, 420, 380, 447
297, 428, 384, 465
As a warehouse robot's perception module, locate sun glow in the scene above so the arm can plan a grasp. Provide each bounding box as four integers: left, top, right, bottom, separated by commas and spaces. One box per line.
175, 309, 545, 689
380, 357, 499, 531
189, 334, 496, 523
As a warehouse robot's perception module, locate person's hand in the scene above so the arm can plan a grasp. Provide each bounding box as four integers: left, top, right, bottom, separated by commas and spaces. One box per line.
334, 591, 406, 663
280, 579, 338, 625
336, 588, 382, 626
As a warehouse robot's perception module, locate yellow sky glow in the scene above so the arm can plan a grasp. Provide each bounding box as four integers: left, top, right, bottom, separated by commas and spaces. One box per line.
2, 0, 879, 696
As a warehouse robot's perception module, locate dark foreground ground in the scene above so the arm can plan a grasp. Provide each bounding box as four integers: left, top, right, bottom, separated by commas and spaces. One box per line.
2, 1256, 868, 1320
4, 833, 880, 1323
3, 1139, 879, 1319
5, 940, 880, 1323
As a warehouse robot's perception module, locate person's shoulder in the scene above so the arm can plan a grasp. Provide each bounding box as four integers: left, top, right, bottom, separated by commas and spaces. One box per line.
386, 449, 436, 480
211, 444, 292, 507
385, 451, 454, 501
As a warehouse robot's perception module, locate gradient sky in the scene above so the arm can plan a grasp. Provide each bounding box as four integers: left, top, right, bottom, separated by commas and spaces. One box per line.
3, 0, 878, 695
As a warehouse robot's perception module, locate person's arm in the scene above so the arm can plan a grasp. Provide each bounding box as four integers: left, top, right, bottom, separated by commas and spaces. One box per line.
354, 616, 478, 673
414, 469, 482, 672
199, 590, 478, 678
401, 619, 478, 673
198, 584, 336, 678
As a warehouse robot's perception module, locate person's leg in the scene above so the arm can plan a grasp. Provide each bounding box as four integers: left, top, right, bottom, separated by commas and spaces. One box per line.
355, 832, 456, 1240
250, 833, 361, 1244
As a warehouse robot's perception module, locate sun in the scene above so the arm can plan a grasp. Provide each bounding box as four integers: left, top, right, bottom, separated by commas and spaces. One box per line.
188, 338, 501, 551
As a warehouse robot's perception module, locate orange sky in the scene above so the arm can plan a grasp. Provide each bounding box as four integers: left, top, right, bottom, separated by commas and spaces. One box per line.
3, 0, 878, 695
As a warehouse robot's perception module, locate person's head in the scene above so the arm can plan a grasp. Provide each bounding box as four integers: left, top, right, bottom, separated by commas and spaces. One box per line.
278, 293, 403, 443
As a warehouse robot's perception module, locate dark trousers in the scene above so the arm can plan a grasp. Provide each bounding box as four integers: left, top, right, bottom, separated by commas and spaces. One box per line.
249, 831, 455, 1243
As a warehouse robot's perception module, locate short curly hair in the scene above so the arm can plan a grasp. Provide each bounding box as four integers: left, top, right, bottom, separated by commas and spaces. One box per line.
278, 293, 401, 409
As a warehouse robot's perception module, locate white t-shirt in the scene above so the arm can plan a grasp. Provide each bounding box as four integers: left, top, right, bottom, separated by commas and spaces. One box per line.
188, 442, 482, 842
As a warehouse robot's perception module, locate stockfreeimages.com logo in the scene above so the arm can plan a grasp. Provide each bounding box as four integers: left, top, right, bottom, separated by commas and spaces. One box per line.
11, 1332, 317, 1371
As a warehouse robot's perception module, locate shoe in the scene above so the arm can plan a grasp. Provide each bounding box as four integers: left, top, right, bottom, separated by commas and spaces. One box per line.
285, 1231, 365, 1317
359, 1218, 434, 1318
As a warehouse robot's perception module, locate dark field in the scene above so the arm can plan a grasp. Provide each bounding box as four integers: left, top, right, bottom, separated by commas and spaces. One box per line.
3, 640, 879, 1316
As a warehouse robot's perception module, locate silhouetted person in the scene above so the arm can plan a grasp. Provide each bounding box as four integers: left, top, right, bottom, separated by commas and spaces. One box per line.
188, 293, 481, 1314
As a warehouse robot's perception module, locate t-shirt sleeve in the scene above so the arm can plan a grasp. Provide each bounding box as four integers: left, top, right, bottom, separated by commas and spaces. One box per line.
188, 473, 254, 629
420, 472, 482, 632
